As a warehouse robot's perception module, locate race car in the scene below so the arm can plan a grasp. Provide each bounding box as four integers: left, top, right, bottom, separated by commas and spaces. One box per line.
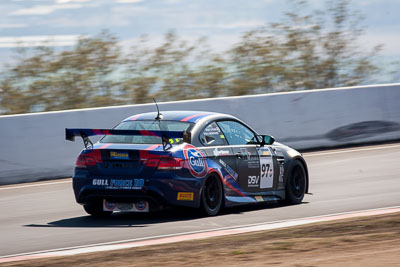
66, 110, 309, 216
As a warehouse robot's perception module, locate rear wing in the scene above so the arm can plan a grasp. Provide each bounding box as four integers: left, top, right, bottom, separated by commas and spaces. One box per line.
65, 128, 191, 150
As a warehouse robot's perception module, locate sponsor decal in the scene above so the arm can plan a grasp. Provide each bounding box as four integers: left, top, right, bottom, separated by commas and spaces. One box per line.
93, 179, 144, 189
279, 166, 284, 183
104, 200, 116, 211
110, 179, 132, 188
204, 123, 221, 136
92, 179, 109, 186
110, 151, 129, 160
255, 196, 264, 202
213, 148, 230, 157
135, 201, 147, 211
240, 148, 252, 160
248, 175, 260, 187
219, 159, 239, 180
177, 192, 194, 201
259, 148, 271, 156
240, 148, 259, 168
247, 156, 260, 169
183, 145, 208, 177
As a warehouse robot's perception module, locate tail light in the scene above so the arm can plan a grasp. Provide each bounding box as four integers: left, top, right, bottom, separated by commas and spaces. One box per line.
75, 150, 102, 168
144, 158, 160, 168
158, 157, 184, 170
142, 156, 184, 170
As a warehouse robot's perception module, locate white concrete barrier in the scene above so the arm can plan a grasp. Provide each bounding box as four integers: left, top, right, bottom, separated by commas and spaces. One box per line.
1, 84, 400, 185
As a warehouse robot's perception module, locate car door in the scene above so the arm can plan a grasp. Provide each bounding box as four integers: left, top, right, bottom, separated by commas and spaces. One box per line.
216, 120, 278, 193
198, 122, 238, 182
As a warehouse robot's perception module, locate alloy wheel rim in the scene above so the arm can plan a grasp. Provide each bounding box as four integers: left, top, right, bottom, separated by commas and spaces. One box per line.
205, 178, 220, 210
292, 166, 305, 198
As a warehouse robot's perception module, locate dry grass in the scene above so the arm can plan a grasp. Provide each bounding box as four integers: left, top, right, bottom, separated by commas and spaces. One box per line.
2, 212, 400, 267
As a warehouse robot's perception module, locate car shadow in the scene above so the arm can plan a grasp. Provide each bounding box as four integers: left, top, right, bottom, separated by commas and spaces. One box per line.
25, 207, 202, 228
25, 201, 308, 228
222, 201, 309, 215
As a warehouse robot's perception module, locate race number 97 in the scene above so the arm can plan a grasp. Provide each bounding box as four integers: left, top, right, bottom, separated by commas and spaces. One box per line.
261, 163, 270, 178
260, 156, 273, 189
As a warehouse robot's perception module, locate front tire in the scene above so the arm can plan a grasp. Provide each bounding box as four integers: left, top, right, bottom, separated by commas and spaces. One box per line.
84, 200, 113, 217
201, 175, 223, 216
285, 160, 307, 205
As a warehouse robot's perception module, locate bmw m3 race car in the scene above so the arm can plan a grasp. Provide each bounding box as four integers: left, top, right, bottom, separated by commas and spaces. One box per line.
66, 111, 309, 216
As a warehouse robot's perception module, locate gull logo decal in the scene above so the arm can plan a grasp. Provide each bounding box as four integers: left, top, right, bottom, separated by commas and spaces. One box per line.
184, 145, 208, 177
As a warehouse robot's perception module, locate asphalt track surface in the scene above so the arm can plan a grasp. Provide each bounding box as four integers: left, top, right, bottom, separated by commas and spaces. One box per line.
1, 143, 400, 257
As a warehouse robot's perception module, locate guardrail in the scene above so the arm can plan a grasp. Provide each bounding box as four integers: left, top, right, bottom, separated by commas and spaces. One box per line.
1, 83, 399, 185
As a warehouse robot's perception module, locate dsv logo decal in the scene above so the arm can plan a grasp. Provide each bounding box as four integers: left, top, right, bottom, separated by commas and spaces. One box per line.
184, 145, 207, 177
248, 175, 260, 187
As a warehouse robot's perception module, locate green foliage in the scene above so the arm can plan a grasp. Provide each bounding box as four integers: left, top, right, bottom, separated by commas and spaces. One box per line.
227, 0, 383, 94
0, 0, 392, 115
0, 31, 122, 114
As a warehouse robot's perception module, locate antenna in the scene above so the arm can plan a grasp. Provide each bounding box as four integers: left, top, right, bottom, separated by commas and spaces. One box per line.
153, 98, 163, 120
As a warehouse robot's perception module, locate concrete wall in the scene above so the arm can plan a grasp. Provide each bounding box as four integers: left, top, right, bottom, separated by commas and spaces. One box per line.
1, 84, 400, 185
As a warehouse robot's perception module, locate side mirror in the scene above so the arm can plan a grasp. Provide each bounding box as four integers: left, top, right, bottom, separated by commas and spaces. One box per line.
259, 135, 275, 146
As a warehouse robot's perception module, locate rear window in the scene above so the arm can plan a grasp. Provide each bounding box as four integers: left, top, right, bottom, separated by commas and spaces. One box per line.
100, 120, 192, 144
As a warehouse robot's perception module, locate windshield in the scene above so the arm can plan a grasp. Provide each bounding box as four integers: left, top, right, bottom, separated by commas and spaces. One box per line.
100, 120, 192, 144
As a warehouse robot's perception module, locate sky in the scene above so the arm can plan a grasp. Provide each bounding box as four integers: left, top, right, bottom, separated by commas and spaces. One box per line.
1, 0, 400, 70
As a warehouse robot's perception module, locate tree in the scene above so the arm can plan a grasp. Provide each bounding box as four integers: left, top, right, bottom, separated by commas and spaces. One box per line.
227, 0, 383, 94
123, 31, 197, 103
122, 32, 227, 102
0, 31, 122, 114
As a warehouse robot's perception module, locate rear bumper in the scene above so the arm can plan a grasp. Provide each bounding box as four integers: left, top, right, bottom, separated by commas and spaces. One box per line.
73, 170, 203, 210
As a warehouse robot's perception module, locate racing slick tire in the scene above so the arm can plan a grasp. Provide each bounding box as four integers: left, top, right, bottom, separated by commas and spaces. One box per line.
84, 200, 113, 217
285, 160, 307, 205
201, 175, 223, 216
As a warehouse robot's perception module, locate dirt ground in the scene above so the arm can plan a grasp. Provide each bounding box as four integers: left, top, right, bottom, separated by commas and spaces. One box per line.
2, 212, 400, 267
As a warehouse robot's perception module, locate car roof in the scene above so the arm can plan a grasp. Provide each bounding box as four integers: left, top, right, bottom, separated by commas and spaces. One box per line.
123, 111, 225, 123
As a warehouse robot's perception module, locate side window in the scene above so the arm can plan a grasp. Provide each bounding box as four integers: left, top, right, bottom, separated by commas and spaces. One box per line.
200, 122, 228, 146
217, 120, 256, 145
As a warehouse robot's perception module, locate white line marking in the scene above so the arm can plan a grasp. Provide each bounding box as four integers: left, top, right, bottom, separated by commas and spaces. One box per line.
1, 205, 399, 262
304, 143, 400, 157
0, 180, 71, 191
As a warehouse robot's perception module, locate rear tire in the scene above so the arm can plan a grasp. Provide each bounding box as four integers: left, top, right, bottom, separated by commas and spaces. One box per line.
285, 160, 307, 205
201, 175, 223, 216
84, 201, 113, 217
